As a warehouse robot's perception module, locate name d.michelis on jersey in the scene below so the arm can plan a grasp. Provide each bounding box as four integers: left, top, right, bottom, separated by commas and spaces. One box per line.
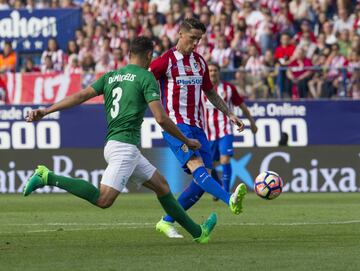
108, 73, 136, 84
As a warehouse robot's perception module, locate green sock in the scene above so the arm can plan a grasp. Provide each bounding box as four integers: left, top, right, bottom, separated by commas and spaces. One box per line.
48, 172, 99, 205
158, 192, 202, 238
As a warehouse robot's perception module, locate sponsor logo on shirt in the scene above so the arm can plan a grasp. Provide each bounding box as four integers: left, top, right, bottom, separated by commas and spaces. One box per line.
175, 76, 203, 86
108, 73, 136, 84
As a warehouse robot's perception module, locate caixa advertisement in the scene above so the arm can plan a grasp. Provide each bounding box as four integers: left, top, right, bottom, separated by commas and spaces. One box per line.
0, 146, 359, 194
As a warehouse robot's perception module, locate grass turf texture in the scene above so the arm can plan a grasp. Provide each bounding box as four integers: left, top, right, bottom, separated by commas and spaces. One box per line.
0, 193, 360, 271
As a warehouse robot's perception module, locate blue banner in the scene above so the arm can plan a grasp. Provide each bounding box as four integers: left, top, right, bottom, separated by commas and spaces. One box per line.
0, 9, 82, 52
0, 100, 359, 149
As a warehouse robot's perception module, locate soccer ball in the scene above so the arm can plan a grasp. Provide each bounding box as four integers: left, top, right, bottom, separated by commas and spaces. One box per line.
254, 171, 284, 200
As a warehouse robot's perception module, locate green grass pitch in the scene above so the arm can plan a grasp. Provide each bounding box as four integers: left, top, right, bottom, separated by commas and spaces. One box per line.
1, 193, 360, 271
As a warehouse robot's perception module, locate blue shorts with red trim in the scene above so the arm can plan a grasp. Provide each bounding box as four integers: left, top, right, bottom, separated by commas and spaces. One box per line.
162, 123, 213, 173
209, 134, 234, 162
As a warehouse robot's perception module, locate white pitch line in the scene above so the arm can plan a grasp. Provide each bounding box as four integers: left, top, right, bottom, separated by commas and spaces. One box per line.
2, 220, 360, 235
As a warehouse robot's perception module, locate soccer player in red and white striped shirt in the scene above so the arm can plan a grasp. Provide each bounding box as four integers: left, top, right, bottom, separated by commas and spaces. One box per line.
203, 63, 258, 194
150, 18, 247, 239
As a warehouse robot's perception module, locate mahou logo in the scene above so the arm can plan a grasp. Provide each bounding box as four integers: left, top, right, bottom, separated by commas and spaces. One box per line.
0, 10, 57, 38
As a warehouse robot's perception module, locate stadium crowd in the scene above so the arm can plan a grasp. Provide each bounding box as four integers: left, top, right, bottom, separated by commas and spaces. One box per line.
0, 0, 359, 99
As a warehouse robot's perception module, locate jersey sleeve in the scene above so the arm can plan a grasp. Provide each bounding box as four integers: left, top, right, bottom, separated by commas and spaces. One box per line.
229, 83, 244, 106
202, 60, 214, 92
91, 73, 107, 95
149, 53, 169, 80
143, 72, 161, 103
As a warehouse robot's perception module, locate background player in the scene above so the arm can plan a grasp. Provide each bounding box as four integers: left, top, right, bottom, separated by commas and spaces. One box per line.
150, 18, 247, 238
203, 62, 258, 195
23, 36, 216, 244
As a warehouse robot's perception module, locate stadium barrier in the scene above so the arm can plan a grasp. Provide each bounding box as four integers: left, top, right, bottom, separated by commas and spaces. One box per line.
1, 146, 360, 194
0, 65, 359, 104
1, 101, 360, 194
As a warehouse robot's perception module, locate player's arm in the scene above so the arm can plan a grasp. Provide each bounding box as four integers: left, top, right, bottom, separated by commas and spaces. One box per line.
239, 103, 258, 134
25, 86, 97, 122
204, 88, 244, 132
148, 100, 201, 150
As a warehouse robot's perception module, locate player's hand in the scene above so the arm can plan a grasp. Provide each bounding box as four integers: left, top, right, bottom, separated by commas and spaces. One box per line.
185, 138, 201, 151
251, 122, 258, 134
229, 113, 244, 133
25, 109, 47, 122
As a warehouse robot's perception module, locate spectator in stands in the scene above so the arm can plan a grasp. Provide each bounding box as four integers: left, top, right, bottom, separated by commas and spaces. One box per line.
147, 12, 163, 37
95, 53, 111, 73
22, 57, 40, 73
81, 54, 95, 73
274, 2, 295, 35
109, 48, 127, 70
160, 35, 173, 54
64, 40, 79, 66
289, 0, 310, 29
119, 39, 130, 65
293, 20, 317, 44
286, 48, 313, 98
333, 8, 355, 34
65, 54, 82, 74
323, 21, 337, 45
160, 13, 179, 44
75, 29, 86, 48
321, 43, 348, 97
308, 53, 327, 98
0, 0, 10, 9
41, 38, 63, 71
171, 0, 184, 24
347, 50, 360, 98
61, 0, 76, 8
211, 36, 234, 70
0, 41, 17, 73
231, 28, 252, 68
41, 55, 56, 74
243, 44, 267, 98
255, 8, 276, 54
50, 0, 60, 8
148, 3, 166, 24
297, 32, 318, 59
338, 29, 352, 57
274, 32, 296, 97
262, 49, 278, 98
316, 32, 331, 56
78, 37, 94, 62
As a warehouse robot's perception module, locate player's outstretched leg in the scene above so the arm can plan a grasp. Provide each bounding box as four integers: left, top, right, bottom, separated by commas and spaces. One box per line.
194, 212, 217, 244
157, 180, 205, 238
229, 183, 247, 215
24, 165, 100, 205
148, 170, 217, 243
23, 165, 49, 196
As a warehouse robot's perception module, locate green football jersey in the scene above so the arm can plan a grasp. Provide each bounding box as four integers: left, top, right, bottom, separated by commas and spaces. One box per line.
91, 64, 160, 146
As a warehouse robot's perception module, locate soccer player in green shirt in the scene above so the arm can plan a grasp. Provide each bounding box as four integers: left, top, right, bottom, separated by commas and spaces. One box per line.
23, 36, 217, 243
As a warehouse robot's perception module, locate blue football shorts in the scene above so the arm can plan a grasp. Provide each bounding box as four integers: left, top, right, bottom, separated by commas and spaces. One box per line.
209, 134, 234, 162
162, 123, 213, 173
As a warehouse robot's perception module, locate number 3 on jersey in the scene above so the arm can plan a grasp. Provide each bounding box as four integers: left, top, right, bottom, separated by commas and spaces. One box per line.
110, 87, 123, 118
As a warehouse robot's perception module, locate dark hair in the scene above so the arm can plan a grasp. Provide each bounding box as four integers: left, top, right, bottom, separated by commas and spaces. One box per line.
180, 18, 206, 33
208, 62, 220, 71
130, 36, 154, 56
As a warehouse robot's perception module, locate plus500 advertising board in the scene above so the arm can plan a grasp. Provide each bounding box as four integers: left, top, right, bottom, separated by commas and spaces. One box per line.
0, 101, 359, 149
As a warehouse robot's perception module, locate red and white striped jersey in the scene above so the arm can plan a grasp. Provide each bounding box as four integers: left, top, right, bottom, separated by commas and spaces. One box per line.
203, 81, 244, 141
150, 47, 213, 128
